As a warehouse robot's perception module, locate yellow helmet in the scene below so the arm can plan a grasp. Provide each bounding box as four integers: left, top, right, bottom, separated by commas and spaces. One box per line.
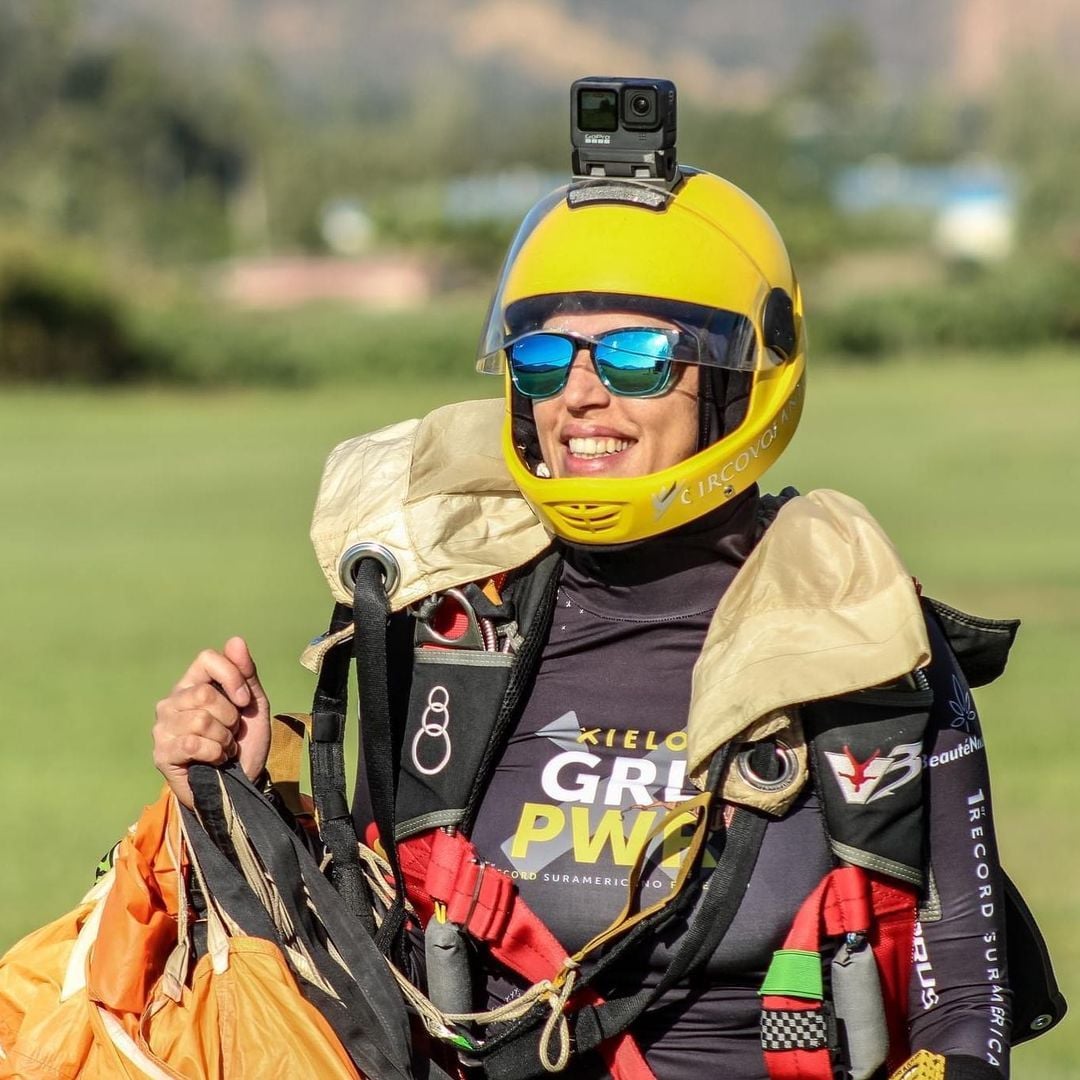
477, 169, 806, 545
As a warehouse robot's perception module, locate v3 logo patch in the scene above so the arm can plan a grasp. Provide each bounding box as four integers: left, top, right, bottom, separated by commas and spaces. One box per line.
823, 742, 922, 805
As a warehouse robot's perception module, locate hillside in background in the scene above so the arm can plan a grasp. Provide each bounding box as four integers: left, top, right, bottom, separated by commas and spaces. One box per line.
6, 0, 1080, 385
79, 0, 1080, 109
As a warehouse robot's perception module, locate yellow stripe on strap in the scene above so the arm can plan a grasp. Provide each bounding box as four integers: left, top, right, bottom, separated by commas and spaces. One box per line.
889, 1050, 946, 1080
568, 790, 713, 967
267, 712, 312, 816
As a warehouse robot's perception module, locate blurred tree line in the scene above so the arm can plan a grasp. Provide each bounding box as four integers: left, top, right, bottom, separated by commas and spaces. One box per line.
2, 7, 1080, 383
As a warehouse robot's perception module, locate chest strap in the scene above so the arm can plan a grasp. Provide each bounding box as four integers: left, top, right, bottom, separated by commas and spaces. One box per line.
315, 555, 770, 1076
388, 751, 768, 1080
396, 828, 656, 1080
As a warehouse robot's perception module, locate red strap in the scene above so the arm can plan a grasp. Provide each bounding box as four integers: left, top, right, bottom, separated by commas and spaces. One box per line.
425, 831, 513, 941
762, 867, 918, 1080
395, 829, 657, 1080
597, 1020, 654, 1080
780, 865, 871, 952
428, 594, 472, 640
765, 1044, 827, 1080
763, 868, 874, 1080
764, 868, 846, 1080
821, 865, 873, 938
869, 877, 917, 1075
425, 574, 507, 641
404, 829, 566, 983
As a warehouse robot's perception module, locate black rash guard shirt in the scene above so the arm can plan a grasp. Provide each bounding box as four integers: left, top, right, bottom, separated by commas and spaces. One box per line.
463, 490, 1012, 1079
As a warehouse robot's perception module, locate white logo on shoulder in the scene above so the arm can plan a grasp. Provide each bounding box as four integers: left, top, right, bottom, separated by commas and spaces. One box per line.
411, 685, 452, 776
823, 742, 922, 805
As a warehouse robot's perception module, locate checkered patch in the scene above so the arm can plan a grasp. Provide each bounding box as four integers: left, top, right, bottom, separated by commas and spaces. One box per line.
760, 1008, 829, 1051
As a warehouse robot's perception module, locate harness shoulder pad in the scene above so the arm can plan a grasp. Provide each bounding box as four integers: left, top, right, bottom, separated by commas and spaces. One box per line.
921, 595, 1020, 688
803, 683, 933, 888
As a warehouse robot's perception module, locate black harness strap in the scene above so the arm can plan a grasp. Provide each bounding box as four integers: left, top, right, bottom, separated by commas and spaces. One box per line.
309, 601, 375, 936
352, 557, 410, 956
573, 747, 745, 991
576, 805, 769, 1057
183, 773, 283, 945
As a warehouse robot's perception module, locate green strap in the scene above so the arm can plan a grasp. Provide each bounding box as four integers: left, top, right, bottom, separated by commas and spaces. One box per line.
759, 949, 823, 1000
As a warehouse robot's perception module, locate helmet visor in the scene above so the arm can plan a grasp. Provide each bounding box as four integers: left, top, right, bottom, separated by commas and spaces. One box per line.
475, 180, 774, 378
481, 295, 760, 380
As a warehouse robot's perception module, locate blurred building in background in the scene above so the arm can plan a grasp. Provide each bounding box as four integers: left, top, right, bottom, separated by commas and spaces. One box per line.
834, 160, 1016, 262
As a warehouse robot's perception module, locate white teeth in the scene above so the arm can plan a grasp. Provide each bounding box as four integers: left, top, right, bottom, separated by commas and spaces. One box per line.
568, 437, 631, 458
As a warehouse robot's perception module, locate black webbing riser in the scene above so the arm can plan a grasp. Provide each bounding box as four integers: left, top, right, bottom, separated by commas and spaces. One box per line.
575, 805, 769, 1054
308, 602, 376, 937
565, 747, 743, 998
184, 772, 283, 945
352, 557, 409, 957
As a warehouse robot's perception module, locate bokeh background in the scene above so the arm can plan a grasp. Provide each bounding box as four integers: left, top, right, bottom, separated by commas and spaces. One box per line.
2, 2, 1078, 1073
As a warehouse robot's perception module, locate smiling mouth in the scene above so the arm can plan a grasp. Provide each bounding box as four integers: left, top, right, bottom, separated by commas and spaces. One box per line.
567, 436, 633, 459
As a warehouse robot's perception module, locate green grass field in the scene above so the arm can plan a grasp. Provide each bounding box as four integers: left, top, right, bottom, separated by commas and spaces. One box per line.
2, 353, 1077, 1072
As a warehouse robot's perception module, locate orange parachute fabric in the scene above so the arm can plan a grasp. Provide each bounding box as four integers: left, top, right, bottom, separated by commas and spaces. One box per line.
0, 789, 361, 1079
138, 935, 361, 1077
87, 789, 184, 1017
0, 888, 120, 1078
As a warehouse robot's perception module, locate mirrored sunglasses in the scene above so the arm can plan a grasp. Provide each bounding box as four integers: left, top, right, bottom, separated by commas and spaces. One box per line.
505, 327, 697, 399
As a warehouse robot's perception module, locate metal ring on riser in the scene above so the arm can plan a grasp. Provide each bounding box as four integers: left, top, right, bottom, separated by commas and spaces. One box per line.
735, 739, 799, 793
339, 542, 401, 599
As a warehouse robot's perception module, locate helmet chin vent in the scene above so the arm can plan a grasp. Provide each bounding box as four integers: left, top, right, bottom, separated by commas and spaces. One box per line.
550, 502, 625, 534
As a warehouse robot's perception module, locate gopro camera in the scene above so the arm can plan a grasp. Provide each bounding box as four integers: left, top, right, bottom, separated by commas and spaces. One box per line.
571, 76, 678, 186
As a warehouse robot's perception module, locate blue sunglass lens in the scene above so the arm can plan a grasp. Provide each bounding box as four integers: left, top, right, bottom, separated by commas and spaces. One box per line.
508, 334, 576, 398
594, 330, 675, 395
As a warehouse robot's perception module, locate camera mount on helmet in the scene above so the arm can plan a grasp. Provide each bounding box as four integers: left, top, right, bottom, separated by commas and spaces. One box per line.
571, 76, 679, 190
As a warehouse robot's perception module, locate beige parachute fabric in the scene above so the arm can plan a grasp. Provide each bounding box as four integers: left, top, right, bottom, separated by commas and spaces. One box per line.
309, 398, 549, 615
687, 489, 931, 801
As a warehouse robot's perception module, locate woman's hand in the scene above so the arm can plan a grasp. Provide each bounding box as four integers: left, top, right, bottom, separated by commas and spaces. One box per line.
152, 636, 271, 809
